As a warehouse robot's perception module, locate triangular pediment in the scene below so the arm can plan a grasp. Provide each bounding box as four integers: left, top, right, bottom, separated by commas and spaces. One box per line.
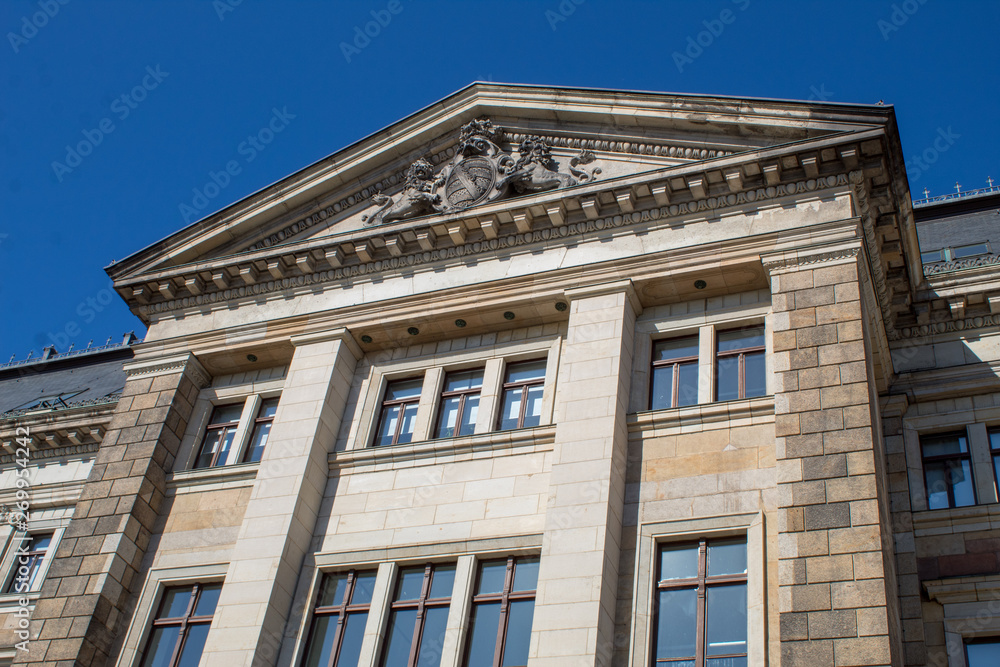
108, 83, 890, 284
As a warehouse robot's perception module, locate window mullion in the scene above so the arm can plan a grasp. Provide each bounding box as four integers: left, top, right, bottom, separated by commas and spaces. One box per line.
695, 541, 707, 667
492, 557, 516, 667
226, 395, 259, 466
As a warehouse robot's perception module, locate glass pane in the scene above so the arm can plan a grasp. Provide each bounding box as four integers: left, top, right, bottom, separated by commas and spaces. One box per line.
994, 455, 1000, 496
375, 405, 402, 447
351, 571, 378, 604
140, 626, 180, 667
194, 584, 222, 616
717, 327, 764, 352
464, 602, 500, 667
706, 658, 747, 667
177, 623, 210, 667
920, 250, 942, 263
650, 365, 674, 410
512, 557, 539, 592
953, 243, 989, 258
967, 640, 1000, 666
258, 398, 279, 419
395, 567, 426, 601
396, 403, 419, 444
159, 587, 193, 618
654, 336, 699, 361
417, 606, 450, 667
501, 599, 534, 666
195, 429, 225, 468
706, 584, 747, 656
708, 540, 747, 577
522, 385, 543, 428
950, 459, 977, 507
925, 462, 951, 510
436, 397, 461, 439
716, 355, 740, 402
429, 565, 456, 599
990, 430, 1000, 452
245, 421, 272, 463
459, 395, 479, 436
215, 429, 236, 466
317, 573, 349, 607
209, 404, 244, 424
654, 588, 697, 660
505, 360, 546, 383
499, 390, 522, 431
445, 369, 484, 392
381, 608, 417, 667
337, 612, 368, 667
31, 534, 52, 552
922, 432, 968, 457
743, 351, 766, 398
677, 362, 699, 407
476, 560, 508, 595
302, 615, 336, 667
659, 544, 699, 581
385, 378, 424, 401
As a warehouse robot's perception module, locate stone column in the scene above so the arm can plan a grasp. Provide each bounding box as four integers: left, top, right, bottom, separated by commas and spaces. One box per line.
529, 281, 639, 667
767, 249, 902, 667
15, 353, 208, 666
199, 329, 361, 666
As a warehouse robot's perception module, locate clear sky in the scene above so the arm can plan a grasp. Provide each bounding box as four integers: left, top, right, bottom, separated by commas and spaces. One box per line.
1, 0, 997, 359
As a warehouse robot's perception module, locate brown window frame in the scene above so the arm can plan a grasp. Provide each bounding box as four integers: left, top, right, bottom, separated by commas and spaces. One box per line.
649, 336, 700, 410
496, 360, 546, 431
462, 556, 537, 667
714, 327, 766, 401
380, 563, 454, 667
373, 378, 423, 447
139, 583, 219, 667
433, 369, 484, 439
304, 569, 376, 667
653, 538, 748, 666
4, 532, 53, 594
194, 404, 242, 468
921, 430, 977, 509
242, 396, 279, 463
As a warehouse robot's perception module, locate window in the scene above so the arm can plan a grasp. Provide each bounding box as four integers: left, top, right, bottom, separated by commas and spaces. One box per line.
650, 336, 699, 410
653, 538, 747, 667
302, 570, 377, 667
3, 533, 52, 594
243, 397, 279, 463
952, 242, 990, 259
990, 429, 1000, 495
497, 361, 546, 431
380, 563, 456, 667
920, 249, 943, 264
715, 327, 765, 402
435, 370, 484, 439
375, 378, 424, 446
966, 639, 1000, 666
922, 431, 977, 509
462, 556, 538, 667
193, 403, 243, 469
139, 583, 221, 667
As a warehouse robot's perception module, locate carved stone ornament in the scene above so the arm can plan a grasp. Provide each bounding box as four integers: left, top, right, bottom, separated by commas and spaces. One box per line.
364, 118, 601, 225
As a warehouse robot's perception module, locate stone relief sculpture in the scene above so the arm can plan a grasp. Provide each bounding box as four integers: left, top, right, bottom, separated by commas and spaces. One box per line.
364, 118, 601, 225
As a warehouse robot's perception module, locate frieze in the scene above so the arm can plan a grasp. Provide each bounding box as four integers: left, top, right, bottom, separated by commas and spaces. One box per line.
141, 172, 851, 316
761, 247, 861, 273
924, 254, 1000, 275
897, 314, 1000, 339
0, 442, 99, 465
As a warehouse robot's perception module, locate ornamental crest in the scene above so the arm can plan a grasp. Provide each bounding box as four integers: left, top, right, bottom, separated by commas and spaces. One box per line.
364, 118, 601, 225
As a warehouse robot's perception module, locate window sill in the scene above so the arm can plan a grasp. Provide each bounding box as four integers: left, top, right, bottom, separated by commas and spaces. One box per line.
924, 574, 1000, 605
330, 425, 556, 472
166, 462, 259, 494
0, 591, 39, 612
912, 503, 1000, 536
627, 396, 774, 436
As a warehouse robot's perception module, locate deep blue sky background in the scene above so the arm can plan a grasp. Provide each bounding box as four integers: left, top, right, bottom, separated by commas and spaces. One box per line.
1, 0, 998, 358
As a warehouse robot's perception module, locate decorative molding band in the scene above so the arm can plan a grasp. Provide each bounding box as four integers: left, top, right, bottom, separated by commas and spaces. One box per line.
124, 353, 210, 388
0, 395, 120, 422
0, 442, 98, 464
761, 247, 861, 273
924, 254, 1000, 275
897, 314, 1000, 339
244, 132, 734, 254
627, 395, 774, 436
143, 173, 851, 317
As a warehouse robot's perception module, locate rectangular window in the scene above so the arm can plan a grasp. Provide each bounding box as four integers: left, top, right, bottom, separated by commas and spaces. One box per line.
243, 397, 279, 463
3, 532, 53, 594
193, 403, 243, 469
380, 563, 456, 667
653, 538, 747, 667
922, 431, 977, 510
650, 336, 699, 410
497, 361, 546, 431
303, 570, 378, 667
374, 378, 424, 446
715, 327, 766, 402
920, 249, 943, 264
462, 556, 538, 667
139, 583, 221, 667
435, 370, 484, 439
966, 639, 1000, 666
952, 242, 990, 259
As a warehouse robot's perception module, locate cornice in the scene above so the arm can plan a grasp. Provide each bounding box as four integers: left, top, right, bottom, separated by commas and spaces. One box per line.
761, 247, 861, 273
123, 352, 210, 388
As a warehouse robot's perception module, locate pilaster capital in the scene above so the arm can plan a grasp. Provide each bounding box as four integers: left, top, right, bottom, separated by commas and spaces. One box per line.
123, 352, 210, 388
563, 279, 642, 317
289, 327, 363, 360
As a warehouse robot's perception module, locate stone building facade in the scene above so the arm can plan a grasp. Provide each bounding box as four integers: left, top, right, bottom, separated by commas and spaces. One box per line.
2, 84, 999, 666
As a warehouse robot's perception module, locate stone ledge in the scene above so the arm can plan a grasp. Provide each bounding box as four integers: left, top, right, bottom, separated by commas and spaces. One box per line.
912, 503, 1000, 536
924, 574, 1000, 605
627, 396, 775, 436
166, 462, 259, 494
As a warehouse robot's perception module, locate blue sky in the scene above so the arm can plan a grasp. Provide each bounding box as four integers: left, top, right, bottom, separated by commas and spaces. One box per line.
1, 0, 997, 358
